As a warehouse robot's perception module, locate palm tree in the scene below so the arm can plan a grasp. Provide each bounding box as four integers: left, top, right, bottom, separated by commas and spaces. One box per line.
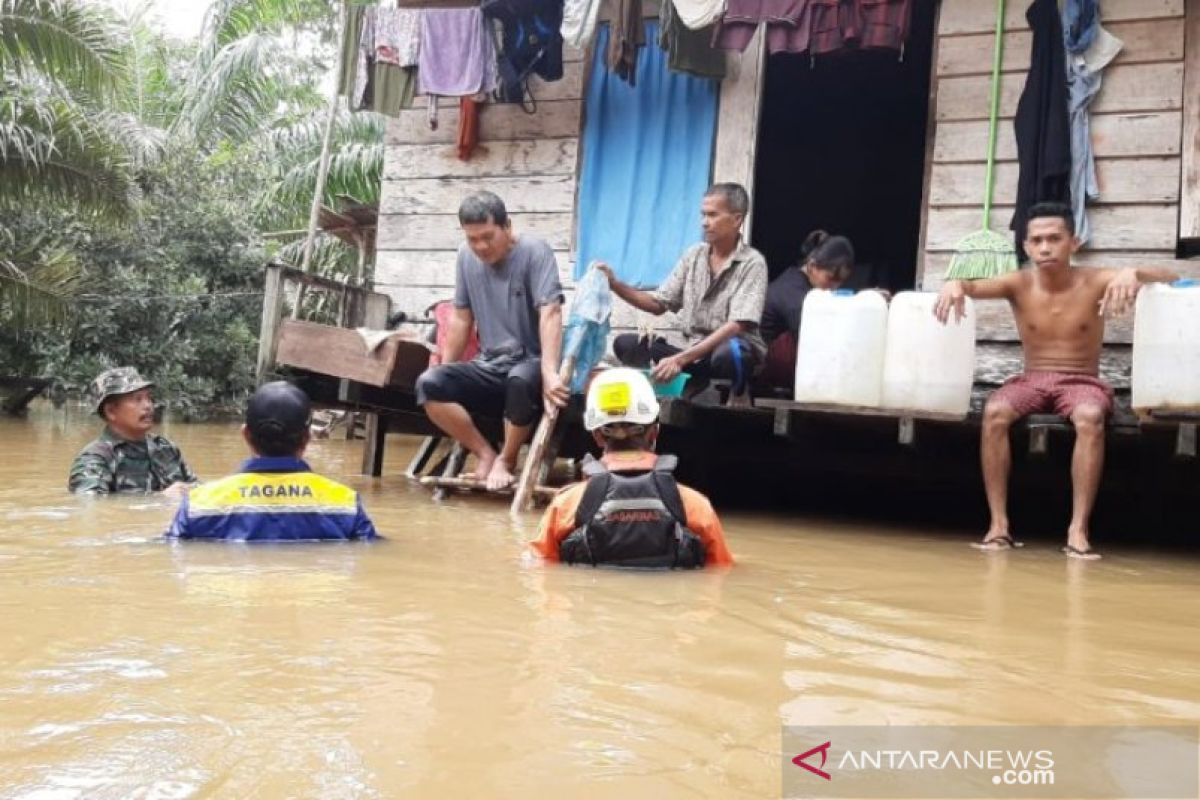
0, 0, 138, 218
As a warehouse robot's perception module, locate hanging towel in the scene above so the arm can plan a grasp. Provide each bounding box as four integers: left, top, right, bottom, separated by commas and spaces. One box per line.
419, 8, 497, 96
1010, 0, 1072, 253
659, 0, 725, 79
607, 0, 646, 85
673, 0, 726, 30
376, 7, 422, 67
562, 0, 603, 46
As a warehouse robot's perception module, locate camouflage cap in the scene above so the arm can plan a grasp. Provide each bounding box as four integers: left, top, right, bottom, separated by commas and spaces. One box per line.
90, 367, 154, 413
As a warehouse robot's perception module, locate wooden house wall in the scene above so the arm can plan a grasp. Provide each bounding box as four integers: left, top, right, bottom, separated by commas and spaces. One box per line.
374, 46, 585, 327
921, 0, 1189, 349
375, 2, 767, 343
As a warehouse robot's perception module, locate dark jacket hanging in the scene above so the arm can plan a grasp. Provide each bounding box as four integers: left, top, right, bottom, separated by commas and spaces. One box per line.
1010, 0, 1072, 253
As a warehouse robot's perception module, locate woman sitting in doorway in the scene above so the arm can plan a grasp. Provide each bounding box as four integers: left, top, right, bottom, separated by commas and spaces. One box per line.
758, 230, 856, 392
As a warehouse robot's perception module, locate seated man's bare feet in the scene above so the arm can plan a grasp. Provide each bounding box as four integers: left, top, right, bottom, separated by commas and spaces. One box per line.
473, 450, 498, 484
485, 458, 516, 492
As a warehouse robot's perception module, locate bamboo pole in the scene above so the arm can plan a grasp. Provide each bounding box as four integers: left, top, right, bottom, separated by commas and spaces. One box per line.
291, 0, 348, 319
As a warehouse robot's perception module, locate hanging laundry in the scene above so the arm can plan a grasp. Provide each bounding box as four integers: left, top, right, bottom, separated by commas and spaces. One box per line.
367, 7, 417, 117
457, 96, 481, 160
376, 7, 422, 68
672, 0, 725, 30
1010, 0, 1072, 253
808, 0, 854, 56
337, 3, 367, 108
484, 0, 565, 81
1061, 0, 1099, 54
562, 0, 602, 47
853, 0, 910, 53
1062, 0, 1120, 245
713, 0, 815, 56
418, 8, 498, 96
353, 6, 377, 111
659, 0, 725, 79
607, 0, 646, 85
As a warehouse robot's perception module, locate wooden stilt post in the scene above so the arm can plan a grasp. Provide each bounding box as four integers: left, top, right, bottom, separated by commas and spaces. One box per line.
255, 263, 286, 385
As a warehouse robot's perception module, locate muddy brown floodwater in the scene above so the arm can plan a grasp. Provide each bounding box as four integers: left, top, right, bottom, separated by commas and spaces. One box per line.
1, 407, 1198, 799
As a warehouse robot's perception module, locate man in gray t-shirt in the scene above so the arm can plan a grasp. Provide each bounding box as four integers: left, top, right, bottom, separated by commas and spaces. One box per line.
415, 191, 568, 491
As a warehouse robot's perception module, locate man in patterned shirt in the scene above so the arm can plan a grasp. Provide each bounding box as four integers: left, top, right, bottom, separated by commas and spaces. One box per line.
597, 183, 769, 406
68, 367, 197, 496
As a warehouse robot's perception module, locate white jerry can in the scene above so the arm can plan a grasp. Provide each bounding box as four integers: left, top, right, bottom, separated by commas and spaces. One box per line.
881, 291, 976, 416
794, 289, 888, 407
1131, 280, 1200, 412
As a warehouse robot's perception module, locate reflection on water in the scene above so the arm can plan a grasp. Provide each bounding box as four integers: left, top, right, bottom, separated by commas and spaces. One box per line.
1, 406, 1198, 798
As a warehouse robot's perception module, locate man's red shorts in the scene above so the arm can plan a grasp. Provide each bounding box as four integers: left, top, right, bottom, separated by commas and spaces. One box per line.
989, 371, 1114, 418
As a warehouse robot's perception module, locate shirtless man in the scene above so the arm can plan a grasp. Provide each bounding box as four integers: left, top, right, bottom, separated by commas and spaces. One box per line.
935, 202, 1179, 559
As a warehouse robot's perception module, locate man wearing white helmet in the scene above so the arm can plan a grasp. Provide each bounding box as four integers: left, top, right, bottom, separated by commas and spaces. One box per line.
531, 368, 733, 568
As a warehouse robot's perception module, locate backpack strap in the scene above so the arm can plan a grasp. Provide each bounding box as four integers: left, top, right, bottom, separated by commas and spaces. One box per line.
572, 470, 612, 530
650, 469, 688, 527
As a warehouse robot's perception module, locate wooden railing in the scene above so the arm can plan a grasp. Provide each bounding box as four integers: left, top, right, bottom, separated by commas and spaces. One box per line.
255, 262, 392, 383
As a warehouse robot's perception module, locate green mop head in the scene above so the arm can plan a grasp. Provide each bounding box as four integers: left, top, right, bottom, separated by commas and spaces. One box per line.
945, 227, 1019, 280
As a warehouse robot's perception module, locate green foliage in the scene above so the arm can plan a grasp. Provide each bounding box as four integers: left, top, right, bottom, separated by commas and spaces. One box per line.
0, 0, 128, 99
0, 0, 387, 413
0, 151, 268, 417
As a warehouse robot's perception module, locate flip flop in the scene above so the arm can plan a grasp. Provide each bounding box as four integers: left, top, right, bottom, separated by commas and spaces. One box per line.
1062, 544, 1102, 561
970, 535, 1024, 551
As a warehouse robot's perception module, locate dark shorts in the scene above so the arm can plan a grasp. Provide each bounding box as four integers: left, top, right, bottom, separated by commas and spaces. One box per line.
415, 355, 543, 427
989, 371, 1114, 418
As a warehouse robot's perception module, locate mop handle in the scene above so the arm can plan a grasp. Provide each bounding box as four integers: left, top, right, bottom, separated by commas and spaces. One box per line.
982, 0, 1007, 225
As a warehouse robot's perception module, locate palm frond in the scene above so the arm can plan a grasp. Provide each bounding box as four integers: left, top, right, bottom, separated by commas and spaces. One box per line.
0, 229, 83, 327
172, 31, 286, 145
0, 0, 129, 99
0, 86, 137, 218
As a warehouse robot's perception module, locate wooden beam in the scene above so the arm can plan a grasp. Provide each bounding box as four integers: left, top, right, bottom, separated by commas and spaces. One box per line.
1182, 0, 1200, 238
936, 62, 1185, 122
383, 139, 578, 181
938, 0, 1184, 36
929, 157, 1182, 206
385, 100, 582, 146
934, 111, 1185, 163
376, 211, 574, 251
925, 205, 1181, 252
255, 263, 286, 385
713, 24, 766, 236
937, 18, 1186, 78
379, 174, 576, 215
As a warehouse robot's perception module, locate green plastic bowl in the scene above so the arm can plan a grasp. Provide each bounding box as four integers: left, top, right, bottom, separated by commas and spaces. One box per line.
643, 369, 691, 397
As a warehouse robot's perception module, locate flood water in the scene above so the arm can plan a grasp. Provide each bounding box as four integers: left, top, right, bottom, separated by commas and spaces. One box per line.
1, 408, 1199, 799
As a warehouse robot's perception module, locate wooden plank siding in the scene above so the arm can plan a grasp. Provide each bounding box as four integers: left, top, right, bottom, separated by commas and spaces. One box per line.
1182, 0, 1200, 239
376, 38, 587, 321
920, 0, 1190, 351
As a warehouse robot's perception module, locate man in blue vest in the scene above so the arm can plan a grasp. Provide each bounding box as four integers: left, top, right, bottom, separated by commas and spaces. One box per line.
167, 382, 378, 541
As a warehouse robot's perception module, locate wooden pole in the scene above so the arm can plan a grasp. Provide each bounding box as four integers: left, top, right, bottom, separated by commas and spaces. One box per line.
292, 0, 348, 319
255, 262, 286, 385
510, 355, 576, 515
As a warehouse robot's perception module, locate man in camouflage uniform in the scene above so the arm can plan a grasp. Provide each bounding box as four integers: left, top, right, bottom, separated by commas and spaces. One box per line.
68, 367, 197, 496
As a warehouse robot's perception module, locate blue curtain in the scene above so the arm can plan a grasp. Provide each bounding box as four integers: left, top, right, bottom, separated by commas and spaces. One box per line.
575, 22, 719, 287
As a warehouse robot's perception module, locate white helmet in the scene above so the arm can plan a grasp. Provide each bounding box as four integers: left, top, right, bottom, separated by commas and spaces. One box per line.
584, 368, 660, 431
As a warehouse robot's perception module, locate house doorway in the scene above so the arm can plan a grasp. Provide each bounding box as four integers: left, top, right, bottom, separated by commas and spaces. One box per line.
750, 0, 939, 291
